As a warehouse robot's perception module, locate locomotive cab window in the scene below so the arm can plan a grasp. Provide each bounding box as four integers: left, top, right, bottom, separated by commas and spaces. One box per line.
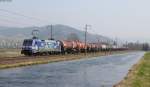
23, 40, 33, 46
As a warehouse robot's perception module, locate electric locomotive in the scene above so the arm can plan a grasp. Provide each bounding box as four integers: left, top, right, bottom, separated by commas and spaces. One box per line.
21, 39, 62, 56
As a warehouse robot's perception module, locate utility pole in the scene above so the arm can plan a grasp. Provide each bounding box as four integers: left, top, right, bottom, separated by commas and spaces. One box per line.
47, 25, 53, 40
96, 37, 100, 52
85, 24, 87, 55
50, 25, 53, 39
115, 37, 118, 48
125, 41, 128, 48
84, 24, 91, 56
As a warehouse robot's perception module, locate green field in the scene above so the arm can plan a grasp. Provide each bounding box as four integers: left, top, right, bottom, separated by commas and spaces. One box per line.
116, 52, 150, 87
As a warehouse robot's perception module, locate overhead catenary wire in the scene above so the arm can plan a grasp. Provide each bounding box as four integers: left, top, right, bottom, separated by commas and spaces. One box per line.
0, 17, 31, 26
0, 9, 55, 40
0, 8, 49, 24
0, 13, 37, 26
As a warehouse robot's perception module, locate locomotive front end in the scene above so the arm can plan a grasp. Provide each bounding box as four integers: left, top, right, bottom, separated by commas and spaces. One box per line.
21, 39, 38, 55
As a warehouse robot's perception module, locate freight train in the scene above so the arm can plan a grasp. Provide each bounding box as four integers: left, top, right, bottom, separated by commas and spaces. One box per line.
21, 38, 127, 56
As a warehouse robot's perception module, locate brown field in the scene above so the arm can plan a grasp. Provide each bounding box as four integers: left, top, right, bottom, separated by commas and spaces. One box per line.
0, 49, 22, 57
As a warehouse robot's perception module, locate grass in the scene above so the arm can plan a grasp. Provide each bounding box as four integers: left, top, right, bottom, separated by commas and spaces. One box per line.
0, 60, 53, 69
115, 52, 150, 87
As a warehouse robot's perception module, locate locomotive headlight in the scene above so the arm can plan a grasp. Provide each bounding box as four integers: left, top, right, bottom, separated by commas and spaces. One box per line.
32, 45, 38, 50
32, 47, 35, 49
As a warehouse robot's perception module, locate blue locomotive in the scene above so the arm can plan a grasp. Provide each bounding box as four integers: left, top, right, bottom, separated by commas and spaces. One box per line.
21, 39, 62, 56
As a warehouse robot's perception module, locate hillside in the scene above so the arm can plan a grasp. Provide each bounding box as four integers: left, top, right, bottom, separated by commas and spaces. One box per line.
0, 24, 113, 48
0, 24, 110, 42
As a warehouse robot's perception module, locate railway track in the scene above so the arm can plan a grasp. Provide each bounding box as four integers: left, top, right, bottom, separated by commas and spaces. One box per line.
0, 52, 103, 64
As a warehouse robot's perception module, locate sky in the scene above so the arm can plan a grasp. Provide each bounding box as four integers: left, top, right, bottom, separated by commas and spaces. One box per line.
0, 0, 150, 43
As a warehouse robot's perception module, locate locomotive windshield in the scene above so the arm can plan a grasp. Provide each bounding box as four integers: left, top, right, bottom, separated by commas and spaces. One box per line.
23, 39, 33, 46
